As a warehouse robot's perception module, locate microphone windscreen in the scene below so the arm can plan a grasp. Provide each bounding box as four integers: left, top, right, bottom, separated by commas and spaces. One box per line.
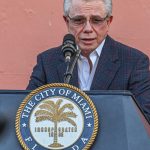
63, 34, 76, 45
62, 34, 77, 58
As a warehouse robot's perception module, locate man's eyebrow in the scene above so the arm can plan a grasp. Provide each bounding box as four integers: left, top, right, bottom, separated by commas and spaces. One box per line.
70, 15, 106, 18
69, 15, 85, 18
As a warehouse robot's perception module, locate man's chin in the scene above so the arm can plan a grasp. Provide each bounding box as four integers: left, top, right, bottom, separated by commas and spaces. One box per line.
79, 47, 95, 56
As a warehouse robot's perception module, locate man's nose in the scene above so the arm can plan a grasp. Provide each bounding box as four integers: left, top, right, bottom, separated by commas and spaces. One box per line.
83, 20, 93, 32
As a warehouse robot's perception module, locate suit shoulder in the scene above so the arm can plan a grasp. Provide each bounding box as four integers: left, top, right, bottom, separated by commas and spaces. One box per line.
110, 37, 149, 59
38, 46, 62, 58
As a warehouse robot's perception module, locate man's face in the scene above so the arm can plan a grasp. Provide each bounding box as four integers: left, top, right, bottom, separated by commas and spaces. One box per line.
64, 0, 113, 56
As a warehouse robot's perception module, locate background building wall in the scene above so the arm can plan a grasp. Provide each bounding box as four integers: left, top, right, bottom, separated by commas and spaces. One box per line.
0, 0, 150, 89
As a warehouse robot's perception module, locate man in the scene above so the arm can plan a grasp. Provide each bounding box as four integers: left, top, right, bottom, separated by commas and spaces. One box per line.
27, 0, 150, 120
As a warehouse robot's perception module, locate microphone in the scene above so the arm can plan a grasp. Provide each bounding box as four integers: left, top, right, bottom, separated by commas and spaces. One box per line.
62, 34, 77, 62
0, 114, 6, 137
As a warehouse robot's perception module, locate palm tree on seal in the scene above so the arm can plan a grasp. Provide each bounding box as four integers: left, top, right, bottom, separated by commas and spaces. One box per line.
35, 99, 77, 148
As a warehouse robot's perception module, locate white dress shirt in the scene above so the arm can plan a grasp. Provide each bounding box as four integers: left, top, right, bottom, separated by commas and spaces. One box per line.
77, 39, 105, 91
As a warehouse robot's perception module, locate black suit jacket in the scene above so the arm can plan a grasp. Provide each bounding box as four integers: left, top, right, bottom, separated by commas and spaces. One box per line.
27, 36, 150, 119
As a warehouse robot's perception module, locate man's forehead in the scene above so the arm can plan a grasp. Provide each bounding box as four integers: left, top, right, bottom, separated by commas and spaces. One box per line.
71, 0, 105, 6
69, 0, 106, 17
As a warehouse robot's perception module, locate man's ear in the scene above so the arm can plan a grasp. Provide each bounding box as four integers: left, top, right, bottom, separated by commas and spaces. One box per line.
109, 16, 113, 23
63, 15, 69, 28
107, 16, 113, 26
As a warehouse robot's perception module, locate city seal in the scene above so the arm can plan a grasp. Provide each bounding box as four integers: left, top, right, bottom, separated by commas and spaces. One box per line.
16, 83, 98, 150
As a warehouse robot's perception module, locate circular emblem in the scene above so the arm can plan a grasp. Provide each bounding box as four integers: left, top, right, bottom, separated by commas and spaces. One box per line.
16, 83, 98, 150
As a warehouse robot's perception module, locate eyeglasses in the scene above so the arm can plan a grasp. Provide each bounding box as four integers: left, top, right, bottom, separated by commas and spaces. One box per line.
67, 15, 109, 28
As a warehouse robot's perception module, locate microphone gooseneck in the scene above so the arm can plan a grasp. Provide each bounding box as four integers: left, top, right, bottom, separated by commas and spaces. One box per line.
64, 48, 81, 84
62, 34, 81, 84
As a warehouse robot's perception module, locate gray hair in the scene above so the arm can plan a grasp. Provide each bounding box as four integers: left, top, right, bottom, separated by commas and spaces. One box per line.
63, 0, 112, 17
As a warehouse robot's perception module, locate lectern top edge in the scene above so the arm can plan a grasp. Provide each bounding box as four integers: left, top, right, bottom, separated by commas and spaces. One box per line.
0, 89, 133, 96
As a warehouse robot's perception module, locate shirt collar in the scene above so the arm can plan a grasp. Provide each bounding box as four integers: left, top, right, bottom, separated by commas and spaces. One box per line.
94, 38, 105, 57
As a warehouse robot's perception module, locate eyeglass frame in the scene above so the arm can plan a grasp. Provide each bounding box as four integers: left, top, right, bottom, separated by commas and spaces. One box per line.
66, 14, 110, 28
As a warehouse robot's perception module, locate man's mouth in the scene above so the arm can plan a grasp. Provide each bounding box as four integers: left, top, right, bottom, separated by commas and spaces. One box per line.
81, 38, 95, 44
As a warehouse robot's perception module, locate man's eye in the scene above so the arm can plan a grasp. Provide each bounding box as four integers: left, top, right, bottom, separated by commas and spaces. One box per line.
92, 19, 103, 23
73, 18, 85, 24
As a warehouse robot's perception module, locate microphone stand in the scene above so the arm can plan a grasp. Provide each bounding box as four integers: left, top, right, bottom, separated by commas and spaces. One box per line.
64, 49, 81, 84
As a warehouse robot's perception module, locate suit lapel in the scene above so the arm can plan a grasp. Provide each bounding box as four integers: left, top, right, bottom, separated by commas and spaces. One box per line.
91, 36, 121, 90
